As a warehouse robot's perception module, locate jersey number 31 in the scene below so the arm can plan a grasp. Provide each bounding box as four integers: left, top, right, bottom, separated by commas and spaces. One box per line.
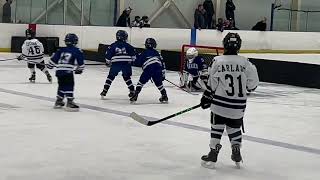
225, 74, 244, 97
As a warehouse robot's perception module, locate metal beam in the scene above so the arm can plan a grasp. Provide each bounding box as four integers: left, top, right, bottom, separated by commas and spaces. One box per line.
149, 0, 191, 28
32, 0, 63, 24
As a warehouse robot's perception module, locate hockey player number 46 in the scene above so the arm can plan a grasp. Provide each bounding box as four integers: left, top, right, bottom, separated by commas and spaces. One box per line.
225, 74, 244, 97
28, 46, 41, 55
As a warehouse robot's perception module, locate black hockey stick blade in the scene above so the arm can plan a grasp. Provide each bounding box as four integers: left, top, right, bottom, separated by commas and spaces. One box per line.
130, 104, 202, 126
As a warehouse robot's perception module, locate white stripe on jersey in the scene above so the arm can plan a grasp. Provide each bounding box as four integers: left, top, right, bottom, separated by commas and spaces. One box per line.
142, 57, 162, 69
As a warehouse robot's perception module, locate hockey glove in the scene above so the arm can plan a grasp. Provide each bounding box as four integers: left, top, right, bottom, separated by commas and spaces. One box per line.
200, 90, 214, 109
17, 55, 24, 61
106, 59, 111, 66
75, 69, 83, 74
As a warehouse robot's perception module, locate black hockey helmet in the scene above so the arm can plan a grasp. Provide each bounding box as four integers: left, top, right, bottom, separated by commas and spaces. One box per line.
223, 32, 242, 55
145, 38, 157, 49
116, 30, 128, 42
26, 28, 35, 40
64, 33, 79, 46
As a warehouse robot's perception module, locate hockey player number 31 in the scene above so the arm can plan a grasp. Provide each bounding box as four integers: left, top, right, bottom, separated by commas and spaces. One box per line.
225, 74, 244, 97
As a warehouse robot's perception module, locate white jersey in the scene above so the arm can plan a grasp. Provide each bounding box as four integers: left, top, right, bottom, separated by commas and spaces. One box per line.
21, 39, 44, 64
207, 55, 259, 119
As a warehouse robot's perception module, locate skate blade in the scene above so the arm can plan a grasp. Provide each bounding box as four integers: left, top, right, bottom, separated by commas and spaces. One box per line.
201, 161, 216, 169
160, 101, 169, 104
65, 107, 79, 112
100, 96, 106, 100
235, 162, 241, 169
130, 101, 137, 104
29, 80, 35, 83
53, 105, 64, 109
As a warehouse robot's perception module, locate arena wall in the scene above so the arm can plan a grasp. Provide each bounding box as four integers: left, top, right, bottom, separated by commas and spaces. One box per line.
1, 23, 320, 53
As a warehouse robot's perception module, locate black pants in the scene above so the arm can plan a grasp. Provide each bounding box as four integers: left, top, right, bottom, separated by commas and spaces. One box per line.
209, 113, 243, 148
28, 61, 46, 71
57, 74, 74, 99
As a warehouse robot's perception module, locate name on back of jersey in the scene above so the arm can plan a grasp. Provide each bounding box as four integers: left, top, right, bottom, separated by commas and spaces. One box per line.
217, 64, 246, 73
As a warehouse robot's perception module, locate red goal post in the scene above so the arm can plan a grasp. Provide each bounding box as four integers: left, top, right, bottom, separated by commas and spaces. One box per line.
180, 44, 224, 73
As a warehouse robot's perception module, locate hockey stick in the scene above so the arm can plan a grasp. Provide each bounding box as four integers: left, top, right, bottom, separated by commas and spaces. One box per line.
164, 79, 197, 95
130, 104, 201, 126
0, 58, 17, 61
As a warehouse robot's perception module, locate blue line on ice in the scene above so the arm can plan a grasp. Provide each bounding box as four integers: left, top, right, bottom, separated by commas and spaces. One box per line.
0, 87, 319, 156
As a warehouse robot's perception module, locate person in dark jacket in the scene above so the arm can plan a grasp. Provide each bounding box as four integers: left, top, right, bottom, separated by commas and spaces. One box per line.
2, 0, 12, 23
252, 17, 267, 31
216, 18, 224, 32
225, 18, 239, 30
225, 0, 236, 25
203, 0, 215, 29
116, 8, 132, 27
194, 4, 207, 30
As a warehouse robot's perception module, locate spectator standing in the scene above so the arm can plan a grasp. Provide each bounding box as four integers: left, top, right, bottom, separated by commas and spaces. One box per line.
216, 18, 224, 32
2, 0, 12, 23
252, 17, 267, 31
194, 4, 206, 30
116, 7, 132, 27
203, 0, 215, 29
225, 0, 236, 25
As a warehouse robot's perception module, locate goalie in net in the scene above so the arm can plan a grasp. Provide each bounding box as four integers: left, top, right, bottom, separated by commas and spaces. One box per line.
179, 45, 223, 91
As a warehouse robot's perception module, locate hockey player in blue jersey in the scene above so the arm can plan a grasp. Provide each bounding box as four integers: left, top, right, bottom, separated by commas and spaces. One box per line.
100, 30, 136, 99
180, 47, 208, 91
130, 38, 168, 103
48, 33, 85, 111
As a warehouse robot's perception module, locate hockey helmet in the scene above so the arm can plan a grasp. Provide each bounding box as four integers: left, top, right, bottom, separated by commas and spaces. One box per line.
223, 32, 242, 54
186, 47, 198, 59
145, 38, 157, 49
25, 29, 35, 40
116, 30, 128, 42
64, 33, 79, 46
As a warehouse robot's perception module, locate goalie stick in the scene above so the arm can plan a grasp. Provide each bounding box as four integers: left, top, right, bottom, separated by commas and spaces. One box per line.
165, 79, 197, 95
130, 104, 201, 126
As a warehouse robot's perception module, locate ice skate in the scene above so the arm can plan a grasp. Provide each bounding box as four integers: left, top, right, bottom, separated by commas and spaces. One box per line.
201, 144, 222, 169
231, 144, 243, 168
130, 92, 138, 104
29, 73, 36, 83
54, 97, 65, 109
65, 99, 79, 112
100, 90, 108, 99
159, 94, 168, 104
128, 91, 135, 98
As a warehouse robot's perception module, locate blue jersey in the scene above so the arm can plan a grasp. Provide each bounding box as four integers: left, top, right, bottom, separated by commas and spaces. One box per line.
184, 56, 206, 76
135, 49, 164, 72
106, 41, 136, 64
49, 46, 85, 76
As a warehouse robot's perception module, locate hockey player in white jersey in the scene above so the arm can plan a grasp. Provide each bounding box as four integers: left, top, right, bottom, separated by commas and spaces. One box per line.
200, 33, 259, 169
17, 29, 52, 83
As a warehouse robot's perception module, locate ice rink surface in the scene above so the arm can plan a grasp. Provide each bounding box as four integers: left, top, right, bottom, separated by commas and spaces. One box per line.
0, 53, 320, 180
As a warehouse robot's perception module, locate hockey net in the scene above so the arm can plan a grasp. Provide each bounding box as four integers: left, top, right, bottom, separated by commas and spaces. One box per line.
180, 44, 224, 73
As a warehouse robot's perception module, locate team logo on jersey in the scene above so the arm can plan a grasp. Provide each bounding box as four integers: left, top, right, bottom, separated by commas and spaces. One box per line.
115, 47, 127, 55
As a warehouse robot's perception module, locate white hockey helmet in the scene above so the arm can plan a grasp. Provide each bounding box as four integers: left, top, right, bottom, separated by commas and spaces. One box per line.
186, 47, 198, 60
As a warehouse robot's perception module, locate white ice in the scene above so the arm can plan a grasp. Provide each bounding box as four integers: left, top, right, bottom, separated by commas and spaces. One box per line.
0, 53, 319, 180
